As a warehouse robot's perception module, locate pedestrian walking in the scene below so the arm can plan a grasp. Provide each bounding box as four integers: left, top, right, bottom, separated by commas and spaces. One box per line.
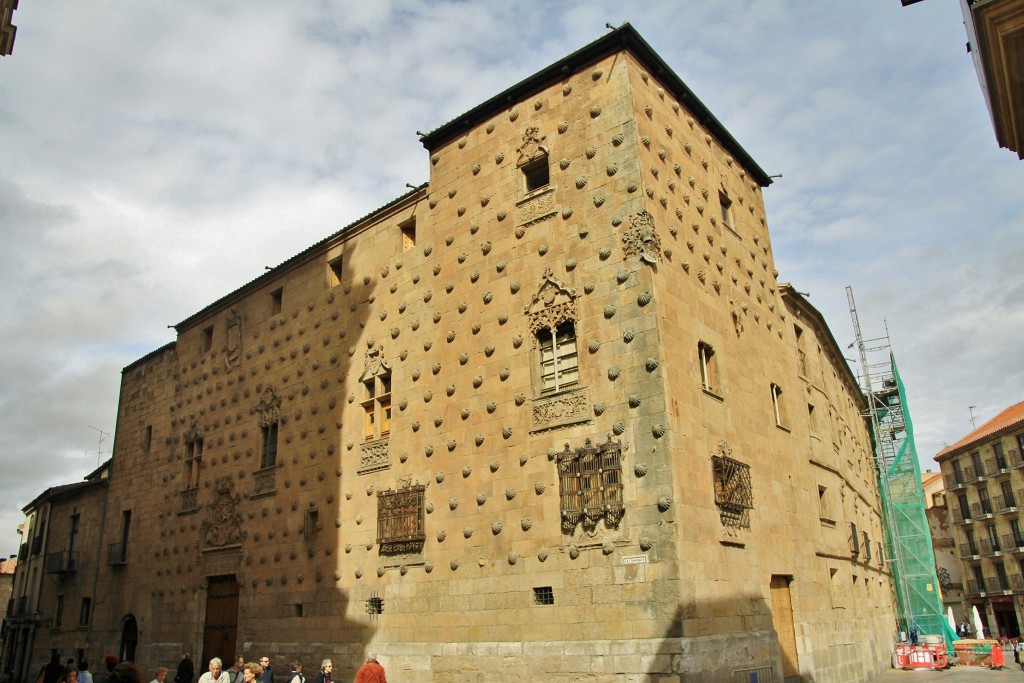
353, 653, 385, 683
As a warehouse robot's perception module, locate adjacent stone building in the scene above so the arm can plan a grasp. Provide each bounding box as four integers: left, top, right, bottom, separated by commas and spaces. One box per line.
935, 400, 1024, 638
922, 470, 966, 624
1, 24, 895, 683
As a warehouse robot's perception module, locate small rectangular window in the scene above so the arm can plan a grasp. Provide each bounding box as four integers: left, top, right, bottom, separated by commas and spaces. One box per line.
328, 257, 343, 287
303, 509, 319, 540
808, 403, 817, 435
143, 425, 152, 453
400, 219, 416, 251
78, 597, 91, 627
261, 421, 279, 469
770, 383, 787, 428
698, 342, 718, 393
523, 157, 550, 193
719, 191, 734, 228
533, 586, 555, 605
270, 288, 283, 315
54, 595, 64, 628
201, 326, 213, 353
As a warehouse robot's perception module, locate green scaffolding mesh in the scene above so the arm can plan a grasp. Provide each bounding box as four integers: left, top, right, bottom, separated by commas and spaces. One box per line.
874, 355, 956, 647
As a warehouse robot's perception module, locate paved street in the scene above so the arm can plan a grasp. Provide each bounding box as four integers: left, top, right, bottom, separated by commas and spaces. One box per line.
870, 666, 1024, 682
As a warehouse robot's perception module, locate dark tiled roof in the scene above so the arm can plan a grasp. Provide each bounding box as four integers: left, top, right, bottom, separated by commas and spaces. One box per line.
419, 23, 772, 187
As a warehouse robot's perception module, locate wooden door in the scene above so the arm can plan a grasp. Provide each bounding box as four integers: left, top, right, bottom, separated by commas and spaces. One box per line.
770, 575, 799, 678
202, 575, 239, 667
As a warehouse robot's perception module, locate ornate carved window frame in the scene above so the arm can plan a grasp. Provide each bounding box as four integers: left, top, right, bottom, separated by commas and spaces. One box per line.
525, 268, 582, 398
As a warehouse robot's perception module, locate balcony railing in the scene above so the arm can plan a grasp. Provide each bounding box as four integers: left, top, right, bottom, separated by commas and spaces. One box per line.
988, 457, 1010, 474
1009, 448, 1024, 469
979, 538, 1003, 556
971, 502, 994, 518
107, 542, 127, 566
45, 550, 78, 574
960, 542, 981, 557
966, 579, 983, 596
17, 542, 27, 561
1002, 534, 1024, 552
987, 575, 1011, 592
1012, 574, 1024, 591
952, 508, 973, 524
965, 464, 988, 483
995, 494, 1018, 512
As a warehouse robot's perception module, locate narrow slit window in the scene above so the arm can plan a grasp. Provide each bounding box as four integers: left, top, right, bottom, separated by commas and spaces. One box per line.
328, 257, 343, 287
400, 219, 416, 251
698, 341, 718, 393
770, 383, 787, 428
719, 190, 734, 228
261, 421, 278, 469
201, 326, 213, 353
270, 288, 283, 315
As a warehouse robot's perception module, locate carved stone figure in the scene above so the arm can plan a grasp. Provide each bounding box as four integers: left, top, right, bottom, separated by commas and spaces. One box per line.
201, 476, 247, 548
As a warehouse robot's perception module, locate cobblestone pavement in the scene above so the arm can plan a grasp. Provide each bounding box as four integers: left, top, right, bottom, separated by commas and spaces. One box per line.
870, 665, 1024, 682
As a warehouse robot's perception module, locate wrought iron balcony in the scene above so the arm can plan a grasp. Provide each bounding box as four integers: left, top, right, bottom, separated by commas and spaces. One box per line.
1001, 534, 1024, 552
1009, 448, 1024, 469
966, 579, 983, 596
979, 537, 1003, 555
30, 535, 43, 555
952, 508, 973, 524
995, 494, 1018, 512
107, 542, 127, 566
986, 575, 1010, 592
988, 457, 1010, 474
44, 550, 78, 574
971, 501, 994, 518
1012, 574, 1024, 591
965, 464, 988, 483
945, 474, 966, 491
960, 542, 981, 558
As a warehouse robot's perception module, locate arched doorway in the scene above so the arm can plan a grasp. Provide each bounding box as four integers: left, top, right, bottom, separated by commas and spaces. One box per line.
119, 615, 138, 663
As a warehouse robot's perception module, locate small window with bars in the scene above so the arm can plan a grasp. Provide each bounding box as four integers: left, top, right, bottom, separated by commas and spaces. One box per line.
557, 438, 624, 534
533, 586, 554, 605
712, 454, 753, 528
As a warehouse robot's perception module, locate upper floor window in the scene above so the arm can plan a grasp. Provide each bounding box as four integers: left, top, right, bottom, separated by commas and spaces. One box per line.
185, 434, 204, 489
201, 326, 213, 353
377, 484, 425, 555
538, 322, 579, 393
517, 126, 550, 194
400, 218, 416, 251
698, 341, 719, 394
556, 437, 624, 534
770, 383, 788, 428
523, 156, 550, 193
359, 347, 391, 442
718, 190, 734, 229
261, 421, 279, 469
270, 287, 283, 315
328, 257, 343, 287
712, 441, 752, 529
256, 387, 282, 470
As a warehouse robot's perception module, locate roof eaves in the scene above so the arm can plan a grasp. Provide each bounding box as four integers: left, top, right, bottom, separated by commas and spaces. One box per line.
419, 23, 772, 187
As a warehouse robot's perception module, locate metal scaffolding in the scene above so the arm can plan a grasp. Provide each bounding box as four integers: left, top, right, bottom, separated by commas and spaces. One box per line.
847, 286, 953, 646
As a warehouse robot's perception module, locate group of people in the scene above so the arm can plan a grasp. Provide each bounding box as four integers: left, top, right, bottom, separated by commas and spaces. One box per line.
181, 654, 384, 683
37, 652, 155, 683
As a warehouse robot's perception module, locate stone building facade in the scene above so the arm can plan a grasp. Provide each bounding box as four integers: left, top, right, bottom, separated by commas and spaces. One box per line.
921, 470, 966, 625
2, 24, 895, 683
935, 400, 1024, 639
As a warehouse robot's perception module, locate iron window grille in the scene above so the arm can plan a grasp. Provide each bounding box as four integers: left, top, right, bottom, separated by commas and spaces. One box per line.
557, 437, 624, 534
377, 484, 426, 555
533, 586, 555, 605
712, 454, 753, 528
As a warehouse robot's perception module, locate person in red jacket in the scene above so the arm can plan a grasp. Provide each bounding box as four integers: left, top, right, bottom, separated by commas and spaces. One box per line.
352, 653, 385, 683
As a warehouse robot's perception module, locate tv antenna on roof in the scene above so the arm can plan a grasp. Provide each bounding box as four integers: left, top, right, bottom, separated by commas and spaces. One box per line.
969, 406, 978, 430
88, 426, 109, 468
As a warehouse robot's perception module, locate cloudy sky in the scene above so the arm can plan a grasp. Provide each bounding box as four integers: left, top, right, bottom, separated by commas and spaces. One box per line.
2, 1, 1021, 558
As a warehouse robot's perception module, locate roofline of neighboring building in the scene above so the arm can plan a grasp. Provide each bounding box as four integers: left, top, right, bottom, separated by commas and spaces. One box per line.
419, 22, 773, 188
22, 477, 108, 514
171, 184, 428, 332
779, 283, 866, 411
935, 399, 1024, 460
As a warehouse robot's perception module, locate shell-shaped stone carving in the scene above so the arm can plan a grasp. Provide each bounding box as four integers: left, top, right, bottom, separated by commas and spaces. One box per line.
499, 368, 510, 381
645, 357, 659, 371
616, 270, 629, 284
431, 362, 441, 374
634, 463, 648, 477
486, 401, 497, 413
430, 153, 440, 165
446, 331, 456, 343
434, 415, 445, 427
476, 493, 487, 505
450, 558, 460, 570
463, 527, 474, 539
424, 560, 434, 573
399, 398, 409, 411
480, 196, 490, 207
585, 147, 597, 159
608, 366, 621, 381
425, 444, 435, 457
461, 408, 471, 420
565, 258, 577, 271
538, 548, 549, 562
504, 487, 516, 500
612, 421, 626, 435
433, 264, 442, 275
602, 542, 614, 556
507, 551, 518, 565
491, 521, 503, 535
658, 497, 672, 511
514, 393, 526, 406
593, 402, 606, 416
471, 164, 481, 175
590, 105, 602, 118
639, 537, 653, 551
377, 566, 386, 578
508, 109, 519, 122
558, 120, 569, 133
652, 424, 666, 438
623, 329, 635, 343
480, 240, 492, 255
612, 133, 625, 146
472, 375, 483, 388
483, 290, 494, 303
495, 152, 505, 164
599, 247, 612, 260
575, 176, 587, 189
606, 163, 618, 176
448, 497, 459, 510
604, 305, 616, 319
569, 544, 581, 559
583, 282, 596, 294
475, 435, 484, 447
425, 501, 433, 513
515, 225, 526, 238
355, 567, 363, 578
628, 394, 642, 408
535, 482, 546, 495
519, 453, 529, 466
502, 426, 513, 439
512, 336, 524, 349
447, 439, 457, 451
